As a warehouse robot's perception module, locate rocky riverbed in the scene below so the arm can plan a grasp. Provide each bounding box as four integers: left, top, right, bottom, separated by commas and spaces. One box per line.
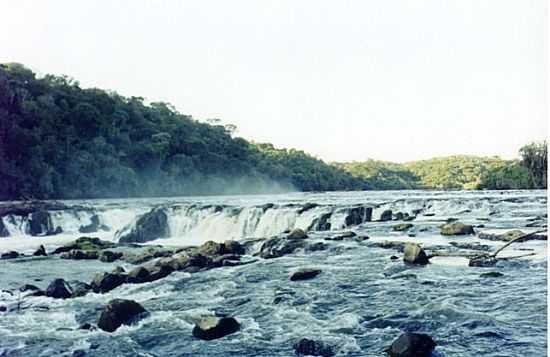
0, 190, 547, 356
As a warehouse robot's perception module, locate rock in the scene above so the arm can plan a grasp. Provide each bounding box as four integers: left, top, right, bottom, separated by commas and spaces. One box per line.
146, 264, 174, 282
29, 210, 53, 236
0, 219, 9, 237
344, 206, 372, 226
70, 281, 92, 297
288, 228, 308, 239
403, 214, 415, 222
97, 299, 149, 332
309, 213, 332, 231
99, 250, 123, 263
480, 271, 504, 278
33, 245, 47, 256
45, 278, 73, 299
305, 242, 329, 252
223, 240, 245, 255
0, 305, 6, 312
368, 241, 407, 252
440, 222, 475, 235
449, 241, 491, 251
61, 249, 99, 260
52, 237, 115, 255
290, 268, 322, 281
192, 316, 240, 340
387, 332, 436, 357
477, 230, 540, 242
1, 251, 19, 259
380, 210, 393, 221
126, 266, 151, 284
78, 323, 95, 330
390, 255, 399, 260
19, 284, 40, 292
197, 241, 225, 256
117, 208, 169, 243
394, 212, 404, 221
297, 203, 319, 214
403, 243, 429, 265
210, 254, 242, 268
469, 256, 497, 267
91, 272, 126, 293
393, 223, 413, 232
259, 236, 307, 259
112, 266, 126, 274
78, 214, 108, 233
293, 338, 335, 357
329, 231, 356, 240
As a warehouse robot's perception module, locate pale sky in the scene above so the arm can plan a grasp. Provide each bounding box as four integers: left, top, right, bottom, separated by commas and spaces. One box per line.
0, 0, 547, 162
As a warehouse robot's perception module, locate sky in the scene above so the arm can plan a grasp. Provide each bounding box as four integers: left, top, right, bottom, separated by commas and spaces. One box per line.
0, 0, 547, 163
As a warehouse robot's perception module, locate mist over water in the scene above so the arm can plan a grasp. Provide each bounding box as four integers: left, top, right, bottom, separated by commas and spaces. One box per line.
0, 190, 547, 356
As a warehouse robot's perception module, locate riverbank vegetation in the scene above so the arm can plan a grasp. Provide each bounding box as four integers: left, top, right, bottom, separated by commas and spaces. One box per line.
0, 63, 546, 200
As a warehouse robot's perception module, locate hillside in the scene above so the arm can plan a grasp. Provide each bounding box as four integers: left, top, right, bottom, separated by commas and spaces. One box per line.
0, 63, 367, 200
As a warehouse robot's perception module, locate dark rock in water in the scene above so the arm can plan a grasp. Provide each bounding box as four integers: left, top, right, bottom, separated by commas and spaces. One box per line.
309, 212, 332, 231
387, 332, 436, 357
112, 266, 126, 274
469, 256, 497, 267
480, 271, 504, 278
126, 266, 151, 284
52, 237, 116, 255
118, 208, 169, 243
368, 241, 407, 252
223, 240, 245, 255
390, 255, 399, 260
403, 214, 415, 222
394, 212, 405, 221
97, 299, 149, 333
477, 230, 547, 242
46, 278, 73, 299
78, 214, 109, 233
146, 264, 174, 282
0, 305, 6, 312
393, 223, 413, 232
440, 222, 475, 235
259, 236, 307, 259
61, 249, 99, 260
70, 281, 92, 297
78, 323, 95, 330
197, 241, 225, 256
29, 210, 61, 236
449, 241, 491, 251
305, 242, 329, 252
288, 228, 308, 239
297, 203, 319, 214
0, 219, 9, 237
290, 268, 322, 281
327, 231, 356, 241
344, 206, 372, 226
1, 251, 19, 259
20, 284, 40, 292
293, 338, 335, 357
403, 243, 429, 265
33, 245, 47, 256
380, 210, 393, 222
91, 272, 126, 293
99, 250, 123, 263
192, 316, 240, 340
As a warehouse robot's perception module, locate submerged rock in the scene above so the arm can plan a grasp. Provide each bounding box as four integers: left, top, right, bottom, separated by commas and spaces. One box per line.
1, 251, 19, 259
192, 316, 240, 340
46, 278, 73, 299
392, 223, 413, 232
387, 332, 436, 357
61, 249, 99, 260
293, 338, 335, 357
480, 271, 504, 278
97, 299, 149, 332
118, 208, 169, 243
290, 268, 322, 281
403, 243, 429, 265
33, 245, 47, 256
440, 222, 475, 235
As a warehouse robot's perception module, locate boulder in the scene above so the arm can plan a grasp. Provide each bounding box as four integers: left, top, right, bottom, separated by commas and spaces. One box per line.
91, 272, 127, 293
309, 213, 332, 231
197, 241, 225, 256
394, 212, 405, 221
192, 316, 240, 340
33, 245, 47, 256
344, 206, 372, 226
1, 251, 19, 259
117, 208, 169, 243
46, 278, 73, 299
468, 256, 497, 267
222, 240, 245, 255
294, 338, 335, 357
29, 210, 61, 236
392, 223, 413, 232
290, 268, 322, 281
387, 332, 436, 357
126, 266, 151, 284
259, 236, 307, 259
52, 237, 115, 255
480, 271, 504, 278
288, 228, 308, 239
61, 249, 99, 260
403, 243, 429, 265
99, 250, 123, 263
380, 210, 393, 222
78, 214, 108, 233
368, 241, 407, 252
297, 203, 319, 214
440, 222, 475, 236
19, 284, 40, 292
477, 230, 540, 242
97, 299, 149, 332
305, 242, 329, 252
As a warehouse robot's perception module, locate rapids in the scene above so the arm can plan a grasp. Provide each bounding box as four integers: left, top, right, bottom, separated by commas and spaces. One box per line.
0, 190, 547, 356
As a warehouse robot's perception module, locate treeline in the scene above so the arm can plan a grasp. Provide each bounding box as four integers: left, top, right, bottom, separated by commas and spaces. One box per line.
340, 146, 547, 191
0, 63, 366, 200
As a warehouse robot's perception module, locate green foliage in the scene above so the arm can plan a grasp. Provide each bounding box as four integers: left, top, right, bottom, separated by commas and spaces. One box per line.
519, 141, 547, 188
0, 63, 367, 200
337, 160, 420, 189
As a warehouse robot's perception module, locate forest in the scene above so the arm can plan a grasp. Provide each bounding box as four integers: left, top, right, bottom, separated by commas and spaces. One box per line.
0, 63, 546, 200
